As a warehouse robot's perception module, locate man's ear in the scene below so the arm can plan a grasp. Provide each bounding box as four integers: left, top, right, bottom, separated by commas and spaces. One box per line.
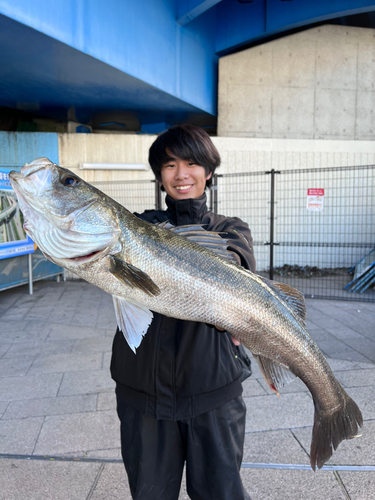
206, 172, 212, 181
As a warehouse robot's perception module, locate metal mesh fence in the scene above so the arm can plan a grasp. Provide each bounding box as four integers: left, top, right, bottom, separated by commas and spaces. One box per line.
65, 167, 375, 302
92, 179, 157, 214
217, 165, 375, 302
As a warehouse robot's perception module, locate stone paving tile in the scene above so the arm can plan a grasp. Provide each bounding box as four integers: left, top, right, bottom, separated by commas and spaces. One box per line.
243, 429, 309, 464
34, 410, 120, 455
89, 463, 132, 500
90, 463, 190, 500
339, 471, 375, 500
0, 401, 8, 417
346, 385, 375, 421
71, 337, 113, 354
292, 420, 375, 466
306, 327, 336, 342
0, 307, 32, 321
335, 368, 375, 388
0, 320, 28, 333
69, 310, 100, 328
243, 392, 313, 433
0, 459, 101, 500
4, 340, 74, 358
0, 373, 63, 402
0, 344, 10, 357
327, 357, 364, 371
306, 311, 357, 335
0, 417, 43, 454
50, 307, 77, 325
102, 351, 111, 370
96, 311, 117, 331
97, 391, 116, 411
85, 447, 122, 459
2, 394, 97, 420
240, 468, 345, 500
28, 352, 102, 375
242, 378, 267, 398
22, 307, 55, 322
341, 338, 375, 362
311, 300, 374, 324
47, 323, 107, 340
0, 321, 50, 344
317, 340, 372, 363
58, 369, 115, 397
0, 356, 35, 377
355, 360, 375, 369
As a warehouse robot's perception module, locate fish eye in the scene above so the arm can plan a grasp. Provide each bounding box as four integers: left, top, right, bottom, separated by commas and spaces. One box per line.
62, 176, 78, 186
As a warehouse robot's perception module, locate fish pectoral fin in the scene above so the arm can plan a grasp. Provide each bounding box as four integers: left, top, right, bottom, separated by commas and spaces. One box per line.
158, 222, 237, 262
112, 296, 153, 353
259, 277, 306, 326
253, 354, 296, 396
111, 256, 160, 296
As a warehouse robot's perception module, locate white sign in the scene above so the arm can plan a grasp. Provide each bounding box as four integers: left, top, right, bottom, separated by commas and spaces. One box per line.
307, 188, 324, 211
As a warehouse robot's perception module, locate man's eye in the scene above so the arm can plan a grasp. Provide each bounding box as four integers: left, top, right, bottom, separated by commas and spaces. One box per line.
62, 176, 78, 186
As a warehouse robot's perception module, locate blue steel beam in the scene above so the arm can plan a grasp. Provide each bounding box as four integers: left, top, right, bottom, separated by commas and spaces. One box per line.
216, 0, 375, 53
0, 0, 218, 117
0, 0, 374, 127
177, 0, 223, 26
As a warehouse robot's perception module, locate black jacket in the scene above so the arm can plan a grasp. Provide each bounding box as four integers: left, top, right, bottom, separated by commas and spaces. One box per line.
110, 193, 256, 420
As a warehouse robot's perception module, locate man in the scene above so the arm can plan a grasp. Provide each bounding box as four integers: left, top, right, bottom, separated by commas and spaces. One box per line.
111, 124, 255, 500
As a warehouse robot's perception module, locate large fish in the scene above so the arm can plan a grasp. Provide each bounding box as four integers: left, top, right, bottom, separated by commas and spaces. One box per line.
9, 158, 363, 470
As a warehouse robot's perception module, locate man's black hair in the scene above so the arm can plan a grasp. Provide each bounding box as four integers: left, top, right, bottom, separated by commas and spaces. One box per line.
148, 124, 220, 190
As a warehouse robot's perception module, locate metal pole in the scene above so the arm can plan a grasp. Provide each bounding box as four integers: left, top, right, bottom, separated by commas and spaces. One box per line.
269, 169, 275, 280
265, 170, 280, 280
155, 181, 162, 210
210, 174, 220, 214
28, 252, 33, 295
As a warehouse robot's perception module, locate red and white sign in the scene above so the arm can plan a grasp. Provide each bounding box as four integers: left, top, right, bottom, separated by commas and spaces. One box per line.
307, 188, 324, 211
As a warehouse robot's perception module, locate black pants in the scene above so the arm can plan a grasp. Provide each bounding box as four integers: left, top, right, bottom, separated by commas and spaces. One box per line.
116, 388, 250, 500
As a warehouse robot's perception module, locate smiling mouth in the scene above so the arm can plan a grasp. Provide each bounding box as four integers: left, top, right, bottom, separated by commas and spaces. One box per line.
175, 185, 192, 191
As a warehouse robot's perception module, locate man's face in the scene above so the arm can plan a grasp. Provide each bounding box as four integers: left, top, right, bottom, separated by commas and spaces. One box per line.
160, 153, 211, 200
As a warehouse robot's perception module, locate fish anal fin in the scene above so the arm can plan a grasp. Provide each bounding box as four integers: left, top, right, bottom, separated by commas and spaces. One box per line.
112, 296, 153, 353
253, 354, 296, 396
111, 256, 160, 297
260, 277, 306, 325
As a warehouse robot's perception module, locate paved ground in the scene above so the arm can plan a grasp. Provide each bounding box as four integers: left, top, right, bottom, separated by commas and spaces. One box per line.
0, 280, 374, 500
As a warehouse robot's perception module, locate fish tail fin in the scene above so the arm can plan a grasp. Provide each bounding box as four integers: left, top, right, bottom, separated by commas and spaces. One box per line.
310, 388, 363, 471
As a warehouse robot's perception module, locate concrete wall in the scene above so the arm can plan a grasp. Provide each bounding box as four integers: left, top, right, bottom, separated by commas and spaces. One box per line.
218, 25, 375, 140
58, 133, 375, 180
57, 132, 374, 272
58, 133, 156, 183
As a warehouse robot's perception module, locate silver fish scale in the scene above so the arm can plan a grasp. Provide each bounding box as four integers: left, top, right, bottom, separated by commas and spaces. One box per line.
113, 217, 340, 409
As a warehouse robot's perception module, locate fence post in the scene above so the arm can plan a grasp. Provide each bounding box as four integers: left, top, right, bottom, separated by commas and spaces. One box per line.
265, 169, 280, 280
155, 181, 162, 210
210, 174, 220, 214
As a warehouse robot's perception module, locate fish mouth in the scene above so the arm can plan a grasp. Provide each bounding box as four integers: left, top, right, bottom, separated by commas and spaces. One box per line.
62, 248, 107, 265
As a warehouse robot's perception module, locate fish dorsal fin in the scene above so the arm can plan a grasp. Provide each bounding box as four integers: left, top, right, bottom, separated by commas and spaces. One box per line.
260, 277, 306, 326
112, 296, 153, 352
253, 354, 296, 397
111, 256, 160, 296
158, 222, 237, 262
